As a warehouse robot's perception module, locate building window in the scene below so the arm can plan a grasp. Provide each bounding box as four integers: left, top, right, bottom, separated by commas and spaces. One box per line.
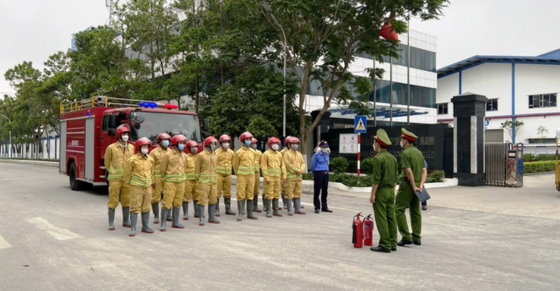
437, 103, 448, 115
486, 99, 498, 111
528, 93, 557, 108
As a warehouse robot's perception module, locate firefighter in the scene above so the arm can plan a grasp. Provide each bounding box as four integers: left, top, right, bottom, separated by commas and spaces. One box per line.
282, 137, 306, 215
395, 128, 427, 247
369, 129, 399, 253
216, 134, 236, 216
159, 134, 187, 231
251, 138, 263, 213
105, 124, 135, 230
261, 137, 285, 218
195, 136, 220, 226
123, 137, 155, 237
149, 132, 171, 224
279, 136, 292, 210
183, 140, 199, 221
233, 131, 257, 221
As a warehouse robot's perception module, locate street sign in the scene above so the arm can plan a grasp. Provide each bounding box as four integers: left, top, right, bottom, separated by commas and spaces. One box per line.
339, 133, 358, 154
354, 115, 367, 133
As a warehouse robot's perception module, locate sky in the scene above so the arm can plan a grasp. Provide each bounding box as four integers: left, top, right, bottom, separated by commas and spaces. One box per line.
2, 0, 560, 96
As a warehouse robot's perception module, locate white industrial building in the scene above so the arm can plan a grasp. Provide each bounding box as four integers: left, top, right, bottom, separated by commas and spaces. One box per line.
437, 49, 560, 154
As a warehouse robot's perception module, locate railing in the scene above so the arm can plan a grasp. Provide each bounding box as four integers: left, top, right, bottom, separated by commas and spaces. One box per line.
0, 137, 60, 161
60, 96, 174, 113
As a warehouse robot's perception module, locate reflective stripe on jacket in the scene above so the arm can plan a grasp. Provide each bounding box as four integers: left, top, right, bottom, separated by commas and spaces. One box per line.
195, 149, 217, 184
104, 141, 135, 181
261, 149, 285, 181
124, 153, 155, 187
149, 146, 168, 177
216, 147, 234, 175
233, 146, 255, 175
283, 149, 306, 180
160, 148, 187, 183
185, 152, 197, 181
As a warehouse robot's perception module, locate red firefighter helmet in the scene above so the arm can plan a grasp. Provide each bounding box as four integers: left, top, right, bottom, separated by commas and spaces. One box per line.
251, 138, 258, 144
267, 137, 280, 147
115, 124, 130, 138
285, 136, 293, 145
239, 131, 253, 142
156, 132, 171, 143
171, 134, 187, 145
290, 137, 300, 144
219, 134, 231, 143
204, 136, 218, 147
135, 137, 151, 150
186, 140, 198, 149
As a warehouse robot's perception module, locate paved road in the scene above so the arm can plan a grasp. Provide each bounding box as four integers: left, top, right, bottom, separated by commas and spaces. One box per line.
1, 163, 559, 290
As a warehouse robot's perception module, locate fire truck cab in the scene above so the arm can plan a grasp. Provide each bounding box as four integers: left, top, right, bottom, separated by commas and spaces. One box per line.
59, 96, 205, 190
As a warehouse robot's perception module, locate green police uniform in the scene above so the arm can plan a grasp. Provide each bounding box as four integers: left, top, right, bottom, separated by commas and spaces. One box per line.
371, 129, 398, 252
395, 128, 426, 243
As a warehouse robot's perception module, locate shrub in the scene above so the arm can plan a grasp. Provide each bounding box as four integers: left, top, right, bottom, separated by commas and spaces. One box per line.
523, 161, 556, 173
426, 170, 444, 183
361, 158, 375, 176
330, 157, 349, 174
302, 173, 314, 180
523, 154, 536, 162
535, 154, 556, 162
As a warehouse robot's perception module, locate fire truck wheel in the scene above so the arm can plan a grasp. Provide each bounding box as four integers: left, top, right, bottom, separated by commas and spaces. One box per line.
69, 162, 86, 191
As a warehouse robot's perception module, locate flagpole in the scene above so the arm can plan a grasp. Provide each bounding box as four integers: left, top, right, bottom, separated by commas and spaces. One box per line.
373, 59, 377, 127
407, 16, 411, 125
390, 56, 393, 126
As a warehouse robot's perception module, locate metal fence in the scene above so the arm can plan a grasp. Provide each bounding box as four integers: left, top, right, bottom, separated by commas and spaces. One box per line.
485, 142, 525, 187
0, 137, 60, 160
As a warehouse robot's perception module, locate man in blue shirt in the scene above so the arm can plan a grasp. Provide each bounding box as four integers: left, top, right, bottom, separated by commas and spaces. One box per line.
311, 141, 332, 214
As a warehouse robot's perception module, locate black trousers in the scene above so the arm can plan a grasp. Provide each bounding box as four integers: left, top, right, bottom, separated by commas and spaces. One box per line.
313, 172, 329, 210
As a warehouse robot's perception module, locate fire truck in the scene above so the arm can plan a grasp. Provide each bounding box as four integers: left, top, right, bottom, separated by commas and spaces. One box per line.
59, 96, 206, 191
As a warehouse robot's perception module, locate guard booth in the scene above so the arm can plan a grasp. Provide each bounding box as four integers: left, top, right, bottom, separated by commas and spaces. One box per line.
485, 142, 523, 187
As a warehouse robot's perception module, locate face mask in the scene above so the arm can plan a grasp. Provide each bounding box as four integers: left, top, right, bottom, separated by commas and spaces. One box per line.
141, 148, 148, 155
178, 144, 185, 151
321, 147, 329, 153
400, 141, 404, 148
162, 140, 170, 147
210, 144, 216, 151
190, 147, 197, 154
251, 144, 257, 149
372, 142, 377, 152
222, 143, 229, 148
291, 144, 299, 150
121, 135, 129, 142
271, 144, 279, 151
244, 140, 251, 146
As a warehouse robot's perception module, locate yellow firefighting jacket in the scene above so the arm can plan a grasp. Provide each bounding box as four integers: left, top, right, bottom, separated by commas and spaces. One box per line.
215, 147, 234, 176
160, 148, 187, 183
261, 149, 286, 181
104, 141, 135, 182
123, 153, 155, 187
149, 146, 168, 178
185, 152, 197, 181
233, 146, 255, 175
195, 149, 217, 184
283, 149, 306, 180
254, 149, 262, 173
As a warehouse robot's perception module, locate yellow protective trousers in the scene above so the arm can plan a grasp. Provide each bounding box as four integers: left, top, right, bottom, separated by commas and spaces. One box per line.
264, 180, 281, 200
151, 176, 163, 203
283, 179, 302, 199
236, 174, 255, 201
130, 185, 152, 214
217, 174, 232, 199
184, 180, 197, 203
162, 181, 185, 209
197, 183, 217, 206
107, 180, 131, 209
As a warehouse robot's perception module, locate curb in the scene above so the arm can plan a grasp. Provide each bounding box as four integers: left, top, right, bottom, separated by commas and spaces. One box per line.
0, 159, 59, 168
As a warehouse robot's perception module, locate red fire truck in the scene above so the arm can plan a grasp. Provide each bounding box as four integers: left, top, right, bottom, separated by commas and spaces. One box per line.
59, 96, 206, 190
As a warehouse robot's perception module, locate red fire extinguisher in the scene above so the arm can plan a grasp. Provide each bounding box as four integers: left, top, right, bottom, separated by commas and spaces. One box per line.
352, 212, 363, 248
363, 214, 374, 246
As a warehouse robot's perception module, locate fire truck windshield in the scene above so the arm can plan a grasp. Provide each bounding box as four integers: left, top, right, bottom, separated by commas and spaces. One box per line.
129, 111, 201, 142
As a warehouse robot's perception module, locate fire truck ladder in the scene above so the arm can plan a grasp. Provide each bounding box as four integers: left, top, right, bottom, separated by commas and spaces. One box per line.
60, 96, 177, 113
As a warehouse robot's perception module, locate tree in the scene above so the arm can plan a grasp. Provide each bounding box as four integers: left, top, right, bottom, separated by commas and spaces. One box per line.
259, 0, 448, 154
501, 119, 524, 143
537, 125, 548, 143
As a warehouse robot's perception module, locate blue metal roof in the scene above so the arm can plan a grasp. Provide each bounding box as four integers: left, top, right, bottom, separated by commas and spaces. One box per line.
437, 51, 560, 78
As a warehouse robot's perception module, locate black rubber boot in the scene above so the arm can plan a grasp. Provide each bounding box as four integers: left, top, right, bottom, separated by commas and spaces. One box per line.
281, 193, 286, 210
141, 212, 154, 233
247, 200, 258, 220
265, 199, 272, 218
215, 199, 221, 217
122, 207, 131, 227
108, 208, 116, 230
198, 205, 205, 226
262, 194, 265, 210
208, 204, 220, 224
172, 207, 184, 229
194, 200, 200, 218
225, 198, 236, 215
160, 208, 168, 232
286, 199, 294, 216
129, 213, 138, 237
182, 202, 189, 221
253, 195, 262, 213
272, 199, 283, 217
237, 200, 244, 221
294, 198, 306, 215
152, 202, 159, 224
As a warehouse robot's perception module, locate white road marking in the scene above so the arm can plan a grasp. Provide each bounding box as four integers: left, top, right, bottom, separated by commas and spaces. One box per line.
0, 235, 12, 249
26, 217, 82, 241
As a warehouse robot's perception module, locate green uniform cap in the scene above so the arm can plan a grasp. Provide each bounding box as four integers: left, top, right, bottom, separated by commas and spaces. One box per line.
375, 129, 392, 146
401, 128, 418, 141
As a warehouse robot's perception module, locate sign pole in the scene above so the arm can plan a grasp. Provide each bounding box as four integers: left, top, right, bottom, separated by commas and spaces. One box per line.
357, 133, 361, 177
354, 115, 367, 178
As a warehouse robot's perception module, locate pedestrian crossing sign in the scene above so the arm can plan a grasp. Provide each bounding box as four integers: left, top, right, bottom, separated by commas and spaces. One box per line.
354, 115, 367, 133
